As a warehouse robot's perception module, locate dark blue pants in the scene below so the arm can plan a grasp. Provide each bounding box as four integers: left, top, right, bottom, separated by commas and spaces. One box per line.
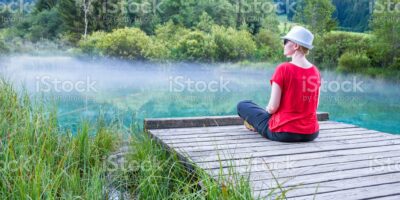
236, 100, 318, 142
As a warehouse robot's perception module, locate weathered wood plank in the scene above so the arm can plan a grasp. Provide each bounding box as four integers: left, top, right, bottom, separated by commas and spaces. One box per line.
153, 127, 371, 141
287, 182, 400, 200
254, 173, 400, 199
246, 157, 400, 189
372, 195, 400, 200
151, 121, 355, 136
158, 130, 388, 146
169, 134, 398, 157
187, 139, 400, 163
149, 120, 338, 135
208, 150, 400, 176
195, 144, 400, 170
144, 113, 329, 129
174, 133, 396, 158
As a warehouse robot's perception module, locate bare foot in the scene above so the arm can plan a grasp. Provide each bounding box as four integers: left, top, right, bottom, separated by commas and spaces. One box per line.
244, 120, 257, 132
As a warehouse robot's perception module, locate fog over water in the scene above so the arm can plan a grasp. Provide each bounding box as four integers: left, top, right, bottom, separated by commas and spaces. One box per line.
1, 55, 399, 134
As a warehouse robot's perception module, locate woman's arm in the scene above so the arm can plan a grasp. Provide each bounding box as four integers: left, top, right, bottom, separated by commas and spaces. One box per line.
317, 87, 320, 109
266, 82, 282, 114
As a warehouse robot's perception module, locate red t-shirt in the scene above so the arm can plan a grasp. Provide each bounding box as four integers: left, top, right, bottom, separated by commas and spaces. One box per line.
268, 62, 321, 134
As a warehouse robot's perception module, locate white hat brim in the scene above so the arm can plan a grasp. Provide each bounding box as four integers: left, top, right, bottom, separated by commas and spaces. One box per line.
281, 36, 314, 49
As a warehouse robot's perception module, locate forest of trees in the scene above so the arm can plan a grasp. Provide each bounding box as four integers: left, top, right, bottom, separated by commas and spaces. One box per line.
0, 0, 377, 42
0, 0, 399, 78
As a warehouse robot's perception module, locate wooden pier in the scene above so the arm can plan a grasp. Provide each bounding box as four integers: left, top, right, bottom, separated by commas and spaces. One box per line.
144, 113, 400, 199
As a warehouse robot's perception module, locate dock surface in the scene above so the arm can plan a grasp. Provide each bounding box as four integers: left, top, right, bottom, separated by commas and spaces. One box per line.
145, 114, 400, 199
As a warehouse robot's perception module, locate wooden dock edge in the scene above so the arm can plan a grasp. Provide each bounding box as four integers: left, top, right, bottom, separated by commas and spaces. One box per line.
144, 112, 329, 130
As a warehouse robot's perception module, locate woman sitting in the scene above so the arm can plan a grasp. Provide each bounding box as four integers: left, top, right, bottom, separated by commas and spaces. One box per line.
237, 26, 321, 142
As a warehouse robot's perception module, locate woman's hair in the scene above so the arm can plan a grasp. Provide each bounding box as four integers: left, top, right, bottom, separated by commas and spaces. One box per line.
298, 45, 309, 55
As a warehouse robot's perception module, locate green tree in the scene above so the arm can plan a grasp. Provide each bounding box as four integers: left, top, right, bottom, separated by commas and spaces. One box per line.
332, 0, 371, 32
196, 12, 214, 32
371, 0, 400, 68
35, 0, 58, 12
0, 10, 12, 29
293, 0, 336, 35
58, 0, 85, 42
29, 8, 63, 41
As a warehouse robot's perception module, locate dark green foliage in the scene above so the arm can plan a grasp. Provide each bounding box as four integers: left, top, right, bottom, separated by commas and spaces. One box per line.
28, 8, 63, 42
0, 39, 9, 54
254, 28, 283, 61
332, 0, 371, 32
337, 51, 371, 73
79, 28, 153, 60
293, 0, 336, 35
58, 0, 85, 43
35, 0, 58, 12
370, 0, 400, 69
211, 25, 256, 61
312, 32, 372, 68
174, 30, 217, 62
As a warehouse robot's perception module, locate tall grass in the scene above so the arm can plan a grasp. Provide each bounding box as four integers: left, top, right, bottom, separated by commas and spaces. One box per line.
0, 81, 121, 199
116, 133, 255, 199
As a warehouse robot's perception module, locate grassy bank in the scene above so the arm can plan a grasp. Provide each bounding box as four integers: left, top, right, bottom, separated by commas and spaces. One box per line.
0, 81, 122, 199
118, 133, 256, 199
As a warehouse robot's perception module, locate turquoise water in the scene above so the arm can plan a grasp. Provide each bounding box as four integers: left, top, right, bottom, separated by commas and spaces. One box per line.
1, 56, 399, 134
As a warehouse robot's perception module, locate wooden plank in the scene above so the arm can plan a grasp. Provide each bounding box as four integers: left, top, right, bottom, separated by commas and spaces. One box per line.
254, 173, 400, 199
187, 139, 400, 163
159, 130, 386, 145
175, 132, 395, 158
150, 120, 338, 135
372, 195, 400, 200
144, 113, 329, 129
250, 164, 400, 197
195, 144, 400, 170
169, 134, 398, 157
154, 127, 371, 141
208, 150, 400, 176
246, 156, 400, 189
160, 131, 381, 145
287, 182, 400, 200
151, 121, 355, 136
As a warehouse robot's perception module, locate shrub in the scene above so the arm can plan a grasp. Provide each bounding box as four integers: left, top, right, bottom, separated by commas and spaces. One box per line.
313, 31, 372, 68
211, 25, 256, 62
337, 51, 371, 73
145, 39, 170, 61
28, 8, 63, 42
154, 21, 190, 45
97, 28, 151, 60
0, 33, 9, 54
79, 28, 152, 60
254, 29, 283, 61
175, 30, 217, 62
78, 31, 107, 55
153, 21, 191, 59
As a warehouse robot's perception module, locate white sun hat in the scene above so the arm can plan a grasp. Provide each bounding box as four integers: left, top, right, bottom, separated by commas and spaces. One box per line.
281, 26, 314, 49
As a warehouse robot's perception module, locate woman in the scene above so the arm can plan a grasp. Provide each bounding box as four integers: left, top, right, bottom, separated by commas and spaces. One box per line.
237, 26, 321, 142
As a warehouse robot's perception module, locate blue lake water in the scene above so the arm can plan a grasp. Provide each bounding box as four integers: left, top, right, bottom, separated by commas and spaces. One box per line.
1, 56, 399, 134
